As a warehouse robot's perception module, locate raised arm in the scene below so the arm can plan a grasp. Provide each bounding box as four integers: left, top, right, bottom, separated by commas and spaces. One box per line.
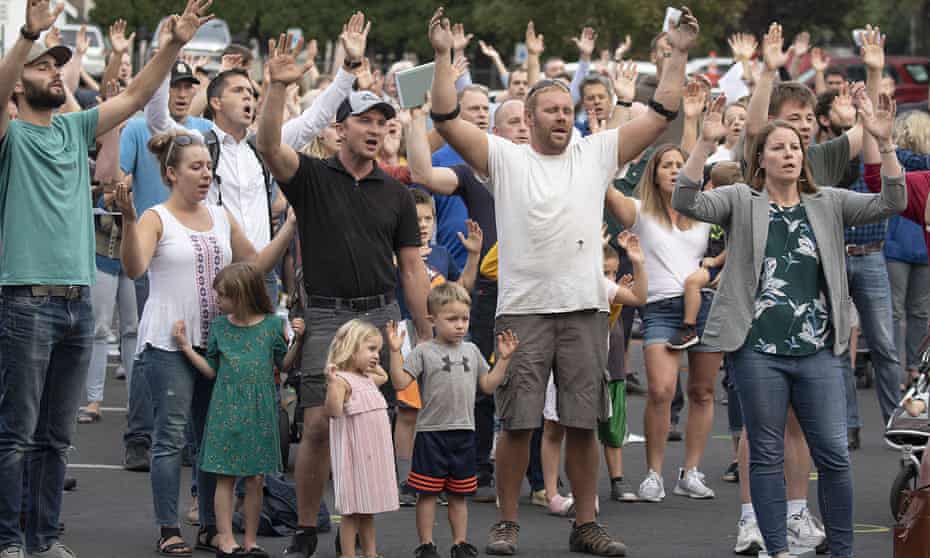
0, 0, 63, 139
569, 26, 596, 104
385, 321, 413, 391
788, 31, 809, 79
605, 60, 638, 129
97, 0, 212, 138
615, 231, 648, 306
406, 107, 460, 195
680, 80, 706, 154
60, 26, 85, 93
456, 219, 482, 292
524, 21, 543, 86
280, 66, 356, 150
810, 47, 830, 95
428, 8, 488, 176
115, 185, 162, 279
228, 207, 298, 273
478, 330, 518, 394
479, 40, 509, 86
102, 21, 134, 94
745, 23, 788, 150
616, 6, 698, 166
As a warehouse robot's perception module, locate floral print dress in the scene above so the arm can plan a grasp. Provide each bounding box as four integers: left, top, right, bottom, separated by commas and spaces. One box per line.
746, 203, 832, 355
199, 314, 287, 476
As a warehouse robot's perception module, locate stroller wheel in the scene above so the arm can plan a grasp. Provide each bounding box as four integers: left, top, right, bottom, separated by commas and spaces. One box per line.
890, 462, 920, 520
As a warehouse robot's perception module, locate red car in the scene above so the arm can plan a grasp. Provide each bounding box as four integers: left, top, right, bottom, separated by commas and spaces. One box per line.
797, 56, 930, 104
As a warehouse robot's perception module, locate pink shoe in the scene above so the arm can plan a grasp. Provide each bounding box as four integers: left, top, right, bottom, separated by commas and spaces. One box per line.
547, 494, 575, 516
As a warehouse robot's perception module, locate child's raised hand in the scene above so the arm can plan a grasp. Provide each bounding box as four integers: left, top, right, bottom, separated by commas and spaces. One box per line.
457, 219, 483, 255
385, 320, 406, 353
291, 318, 306, 337
618, 273, 634, 290
617, 230, 644, 265
172, 320, 190, 349
601, 224, 611, 247
496, 329, 520, 360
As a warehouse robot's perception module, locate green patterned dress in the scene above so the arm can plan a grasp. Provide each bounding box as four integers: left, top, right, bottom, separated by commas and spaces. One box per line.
746, 203, 833, 356
199, 314, 287, 476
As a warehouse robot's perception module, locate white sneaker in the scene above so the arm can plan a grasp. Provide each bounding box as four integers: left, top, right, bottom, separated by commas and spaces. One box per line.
637, 470, 665, 502
623, 432, 645, 445
0, 546, 24, 558
673, 467, 716, 499
733, 517, 764, 555
787, 507, 825, 550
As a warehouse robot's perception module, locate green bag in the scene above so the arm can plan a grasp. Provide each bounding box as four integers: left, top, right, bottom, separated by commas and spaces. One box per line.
598, 380, 627, 448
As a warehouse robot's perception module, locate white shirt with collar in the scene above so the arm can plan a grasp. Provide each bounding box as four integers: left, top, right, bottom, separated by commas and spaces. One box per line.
207, 125, 270, 250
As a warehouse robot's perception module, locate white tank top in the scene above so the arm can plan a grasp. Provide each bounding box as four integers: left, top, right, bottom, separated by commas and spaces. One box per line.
135, 204, 233, 353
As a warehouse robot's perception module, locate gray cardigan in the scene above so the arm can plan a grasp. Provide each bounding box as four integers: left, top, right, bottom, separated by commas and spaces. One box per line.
671, 173, 907, 355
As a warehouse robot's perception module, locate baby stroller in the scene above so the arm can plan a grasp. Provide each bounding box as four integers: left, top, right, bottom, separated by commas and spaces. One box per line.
886, 334, 930, 519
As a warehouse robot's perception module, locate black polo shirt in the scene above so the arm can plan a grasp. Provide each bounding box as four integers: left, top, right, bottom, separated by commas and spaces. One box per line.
280, 154, 420, 298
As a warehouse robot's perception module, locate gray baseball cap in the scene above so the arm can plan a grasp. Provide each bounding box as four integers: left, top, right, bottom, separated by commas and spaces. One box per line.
25, 42, 72, 67
336, 90, 396, 122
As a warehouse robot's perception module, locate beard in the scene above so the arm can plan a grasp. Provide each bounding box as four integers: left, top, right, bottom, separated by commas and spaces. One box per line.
23, 79, 65, 110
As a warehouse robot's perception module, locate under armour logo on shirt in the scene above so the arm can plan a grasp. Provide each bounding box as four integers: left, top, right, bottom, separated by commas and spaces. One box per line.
441, 355, 470, 373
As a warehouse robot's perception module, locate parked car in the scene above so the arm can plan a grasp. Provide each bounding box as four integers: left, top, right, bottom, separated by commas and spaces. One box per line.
150, 18, 231, 74
59, 24, 106, 77
796, 56, 930, 104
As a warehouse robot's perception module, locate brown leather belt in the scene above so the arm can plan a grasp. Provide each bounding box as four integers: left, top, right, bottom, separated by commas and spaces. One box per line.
2, 285, 88, 300
845, 241, 884, 257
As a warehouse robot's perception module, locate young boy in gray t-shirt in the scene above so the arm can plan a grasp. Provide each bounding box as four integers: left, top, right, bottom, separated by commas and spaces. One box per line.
387, 282, 519, 558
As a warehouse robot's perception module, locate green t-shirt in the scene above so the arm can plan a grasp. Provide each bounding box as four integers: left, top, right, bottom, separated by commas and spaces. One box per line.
0, 109, 99, 285
747, 203, 832, 356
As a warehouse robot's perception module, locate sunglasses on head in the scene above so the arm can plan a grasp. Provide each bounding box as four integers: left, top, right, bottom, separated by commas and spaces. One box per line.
166, 134, 197, 163
526, 79, 571, 100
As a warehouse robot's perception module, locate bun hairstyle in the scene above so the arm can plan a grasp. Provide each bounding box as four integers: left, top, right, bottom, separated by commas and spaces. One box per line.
147, 131, 206, 185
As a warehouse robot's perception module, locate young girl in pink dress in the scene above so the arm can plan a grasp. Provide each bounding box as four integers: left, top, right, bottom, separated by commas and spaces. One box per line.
324, 319, 398, 558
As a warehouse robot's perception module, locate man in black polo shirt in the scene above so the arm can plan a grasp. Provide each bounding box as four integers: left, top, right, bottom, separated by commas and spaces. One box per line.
257, 27, 431, 558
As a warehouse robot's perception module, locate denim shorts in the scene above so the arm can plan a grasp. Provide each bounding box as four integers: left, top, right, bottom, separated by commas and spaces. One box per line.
640, 292, 718, 352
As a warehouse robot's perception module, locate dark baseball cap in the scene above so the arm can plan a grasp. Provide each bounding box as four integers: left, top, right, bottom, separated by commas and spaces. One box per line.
170, 61, 199, 86
336, 90, 396, 123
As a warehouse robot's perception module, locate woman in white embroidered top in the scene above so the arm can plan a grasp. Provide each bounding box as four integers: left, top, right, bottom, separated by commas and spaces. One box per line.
116, 130, 296, 556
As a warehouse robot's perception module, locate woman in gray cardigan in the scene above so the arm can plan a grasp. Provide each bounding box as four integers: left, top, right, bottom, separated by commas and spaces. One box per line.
671, 93, 904, 558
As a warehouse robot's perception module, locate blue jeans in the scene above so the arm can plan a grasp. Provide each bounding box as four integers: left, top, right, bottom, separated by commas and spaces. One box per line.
846, 252, 903, 424
723, 356, 743, 435
138, 346, 215, 527
126, 275, 154, 448
730, 346, 853, 558
0, 288, 93, 552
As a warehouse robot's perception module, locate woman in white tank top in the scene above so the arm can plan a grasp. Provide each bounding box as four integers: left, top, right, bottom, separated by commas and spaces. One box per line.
605, 144, 723, 504
116, 131, 296, 554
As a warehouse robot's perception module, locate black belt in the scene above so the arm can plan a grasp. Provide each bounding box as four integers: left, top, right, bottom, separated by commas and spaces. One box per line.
845, 241, 884, 257
2, 285, 88, 300
308, 292, 395, 312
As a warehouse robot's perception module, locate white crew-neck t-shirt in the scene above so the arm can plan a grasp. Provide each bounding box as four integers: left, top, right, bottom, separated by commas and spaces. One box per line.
630, 198, 710, 304
485, 131, 619, 316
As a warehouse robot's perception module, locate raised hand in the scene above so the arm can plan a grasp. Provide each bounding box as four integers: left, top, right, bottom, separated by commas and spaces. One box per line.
170, 0, 214, 46
762, 23, 793, 71
612, 60, 638, 103
44, 26, 61, 47
614, 34, 632, 61
267, 32, 313, 85
102, 78, 121, 101
75, 24, 90, 55
700, 93, 728, 143
665, 6, 700, 52
428, 7, 454, 54
115, 181, 137, 221
478, 40, 500, 60
727, 32, 757, 62
354, 57, 375, 91
452, 23, 473, 53
525, 21, 544, 56
452, 54, 470, 81
457, 219, 483, 254
496, 329, 520, 360
304, 38, 318, 64
859, 90, 895, 143
26, 0, 64, 36
810, 47, 830, 73
832, 81, 857, 127
219, 53, 243, 72
108, 19, 135, 55
682, 80, 707, 120
616, 230, 644, 265
860, 24, 885, 72
572, 26, 597, 60
385, 320, 406, 353
341, 11, 370, 62
791, 31, 810, 57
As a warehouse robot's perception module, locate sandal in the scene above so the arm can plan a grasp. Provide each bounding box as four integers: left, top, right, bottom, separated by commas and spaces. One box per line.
157, 527, 192, 557
195, 525, 219, 553
243, 546, 270, 558
77, 407, 101, 424
215, 547, 243, 558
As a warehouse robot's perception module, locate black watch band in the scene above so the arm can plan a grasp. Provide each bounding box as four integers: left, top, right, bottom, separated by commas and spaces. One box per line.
344, 59, 363, 70
430, 104, 461, 123
648, 98, 679, 122
20, 26, 40, 41
616, 99, 632, 108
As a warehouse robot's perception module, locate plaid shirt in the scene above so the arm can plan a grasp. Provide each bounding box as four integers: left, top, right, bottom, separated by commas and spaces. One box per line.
843, 162, 887, 246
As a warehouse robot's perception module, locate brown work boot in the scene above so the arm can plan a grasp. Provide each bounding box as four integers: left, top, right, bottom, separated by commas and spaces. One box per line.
569, 521, 627, 556
485, 521, 520, 555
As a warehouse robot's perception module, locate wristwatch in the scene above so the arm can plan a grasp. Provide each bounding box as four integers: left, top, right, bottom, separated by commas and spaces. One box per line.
344, 59, 363, 70
20, 26, 40, 41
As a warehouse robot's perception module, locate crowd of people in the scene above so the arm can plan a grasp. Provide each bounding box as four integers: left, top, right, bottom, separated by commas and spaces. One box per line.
1, 1, 929, 558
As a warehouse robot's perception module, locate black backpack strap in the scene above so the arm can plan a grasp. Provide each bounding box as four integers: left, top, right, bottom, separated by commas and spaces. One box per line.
247, 133, 277, 238
203, 129, 223, 205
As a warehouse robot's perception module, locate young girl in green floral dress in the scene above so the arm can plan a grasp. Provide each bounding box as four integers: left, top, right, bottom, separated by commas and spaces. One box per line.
174, 262, 304, 558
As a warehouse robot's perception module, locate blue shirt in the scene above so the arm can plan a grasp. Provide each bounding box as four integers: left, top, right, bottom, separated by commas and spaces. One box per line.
396, 244, 460, 319
843, 161, 887, 246
885, 215, 928, 265
430, 144, 470, 269
120, 115, 213, 214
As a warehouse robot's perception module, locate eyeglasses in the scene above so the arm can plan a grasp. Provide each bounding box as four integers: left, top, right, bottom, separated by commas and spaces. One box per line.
526, 79, 571, 101
165, 134, 196, 164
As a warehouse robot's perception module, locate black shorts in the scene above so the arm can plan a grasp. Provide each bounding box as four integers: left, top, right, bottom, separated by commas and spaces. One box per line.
408, 430, 477, 495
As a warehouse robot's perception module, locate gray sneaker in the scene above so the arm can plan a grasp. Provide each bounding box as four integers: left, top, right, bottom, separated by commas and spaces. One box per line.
31, 543, 76, 558
0, 546, 24, 558
610, 479, 638, 502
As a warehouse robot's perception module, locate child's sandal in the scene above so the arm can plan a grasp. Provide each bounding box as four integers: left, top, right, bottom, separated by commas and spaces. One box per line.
195, 525, 220, 553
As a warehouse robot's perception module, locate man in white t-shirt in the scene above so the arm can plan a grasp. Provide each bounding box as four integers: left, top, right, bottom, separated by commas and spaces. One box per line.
426, 8, 699, 556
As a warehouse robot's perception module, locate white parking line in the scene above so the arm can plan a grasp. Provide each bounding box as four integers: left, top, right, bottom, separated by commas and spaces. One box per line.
99, 407, 128, 412
67, 464, 125, 470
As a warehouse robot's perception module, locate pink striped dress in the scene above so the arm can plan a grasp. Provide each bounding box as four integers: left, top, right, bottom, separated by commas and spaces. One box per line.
329, 371, 399, 515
